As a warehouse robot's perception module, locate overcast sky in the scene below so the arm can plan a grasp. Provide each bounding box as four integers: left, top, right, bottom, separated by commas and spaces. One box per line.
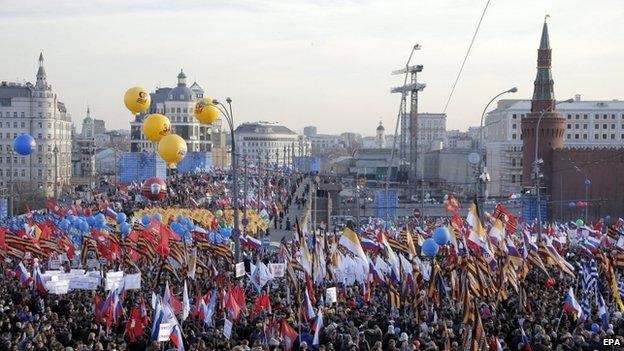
1, 0, 622, 136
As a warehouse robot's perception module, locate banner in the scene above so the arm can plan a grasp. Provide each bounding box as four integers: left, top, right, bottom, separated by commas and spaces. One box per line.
223, 319, 233, 339
326, 287, 337, 304
157, 323, 172, 342
124, 273, 141, 290
269, 263, 285, 278
105, 271, 124, 291
235, 262, 245, 278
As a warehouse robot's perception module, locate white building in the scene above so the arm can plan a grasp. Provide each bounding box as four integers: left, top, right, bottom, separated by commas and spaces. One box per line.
72, 107, 96, 179
234, 121, 307, 166
308, 134, 343, 155
0, 53, 72, 197
375, 122, 385, 148
485, 96, 624, 197
130, 70, 216, 153
401, 113, 447, 153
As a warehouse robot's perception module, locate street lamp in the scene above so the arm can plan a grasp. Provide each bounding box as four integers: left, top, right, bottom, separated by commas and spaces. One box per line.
535, 98, 574, 242
478, 87, 517, 219
574, 165, 590, 223
211, 98, 241, 262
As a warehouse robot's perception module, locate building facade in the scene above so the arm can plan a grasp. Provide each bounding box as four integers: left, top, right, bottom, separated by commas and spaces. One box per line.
130, 70, 216, 154
0, 53, 72, 197
402, 112, 446, 153
234, 121, 307, 166
72, 107, 96, 180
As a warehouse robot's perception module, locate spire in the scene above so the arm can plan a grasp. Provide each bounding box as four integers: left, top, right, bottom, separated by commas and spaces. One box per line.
36, 52, 47, 81
531, 17, 555, 113
539, 15, 550, 49
86, 105, 90, 118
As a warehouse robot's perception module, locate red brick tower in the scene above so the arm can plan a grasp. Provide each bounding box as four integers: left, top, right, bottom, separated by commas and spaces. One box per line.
521, 19, 566, 194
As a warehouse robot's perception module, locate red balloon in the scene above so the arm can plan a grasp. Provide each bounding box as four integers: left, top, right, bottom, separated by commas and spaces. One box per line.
545, 278, 556, 288
84, 208, 93, 216
142, 177, 167, 201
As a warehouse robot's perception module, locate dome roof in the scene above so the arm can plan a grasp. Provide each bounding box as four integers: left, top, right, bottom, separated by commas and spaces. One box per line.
168, 86, 194, 101
177, 70, 187, 79
376, 122, 385, 131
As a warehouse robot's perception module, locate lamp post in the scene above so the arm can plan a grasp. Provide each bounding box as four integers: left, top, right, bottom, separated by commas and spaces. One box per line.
478, 87, 517, 220
211, 98, 241, 262
574, 165, 590, 223
8, 150, 14, 217
535, 98, 574, 242
242, 154, 248, 233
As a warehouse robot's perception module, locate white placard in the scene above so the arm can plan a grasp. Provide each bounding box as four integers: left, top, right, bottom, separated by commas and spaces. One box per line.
235, 262, 245, 278
48, 259, 61, 270
124, 273, 141, 290
326, 287, 337, 304
157, 323, 172, 342
617, 236, 624, 250
105, 271, 125, 291
223, 319, 233, 339
46, 280, 69, 294
269, 263, 285, 278
69, 276, 100, 290
87, 259, 100, 269
70, 269, 86, 276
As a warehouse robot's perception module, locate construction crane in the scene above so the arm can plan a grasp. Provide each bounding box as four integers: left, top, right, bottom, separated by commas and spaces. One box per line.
387, 45, 426, 197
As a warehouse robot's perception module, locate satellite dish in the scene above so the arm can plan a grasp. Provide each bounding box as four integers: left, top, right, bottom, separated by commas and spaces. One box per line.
468, 152, 480, 165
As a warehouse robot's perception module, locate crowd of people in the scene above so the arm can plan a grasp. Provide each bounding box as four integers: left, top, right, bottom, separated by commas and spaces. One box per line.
0, 168, 622, 351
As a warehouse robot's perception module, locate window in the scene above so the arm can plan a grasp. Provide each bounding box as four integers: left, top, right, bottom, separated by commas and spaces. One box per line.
603, 133, 607, 139
38, 133, 42, 139
38, 122, 42, 128
512, 134, 516, 140
20, 169, 25, 177
176, 108, 181, 113
20, 122, 25, 128
575, 114, 579, 119
566, 134, 571, 139
37, 157, 42, 164
595, 114, 599, 119
611, 134, 615, 139
47, 145, 51, 152
13, 112, 17, 118
20, 112, 25, 118
567, 114, 572, 119
37, 145, 42, 152
574, 134, 579, 139
595, 134, 599, 139
595, 124, 599, 129
604, 114, 608, 119
612, 114, 616, 119
37, 169, 42, 178
583, 124, 587, 129
583, 114, 588, 119
583, 134, 587, 140
511, 175, 516, 183
511, 159, 516, 166
567, 124, 572, 129
603, 124, 607, 129
575, 124, 579, 129
512, 124, 516, 129
612, 124, 616, 129
512, 114, 517, 119
13, 122, 17, 128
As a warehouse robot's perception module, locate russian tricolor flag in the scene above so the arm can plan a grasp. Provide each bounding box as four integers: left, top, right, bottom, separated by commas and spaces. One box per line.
563, 287, 582, 320
17, 263, 31, 287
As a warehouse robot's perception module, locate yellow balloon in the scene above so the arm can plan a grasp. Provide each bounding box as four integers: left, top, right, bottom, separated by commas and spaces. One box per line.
124, 87, 151, 114
142, 114, 171, 142
194, 98, 219, 124
158, 134, 187, 168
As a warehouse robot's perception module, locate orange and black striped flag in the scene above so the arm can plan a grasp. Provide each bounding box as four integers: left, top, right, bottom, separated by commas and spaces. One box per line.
388, 281, 401, 311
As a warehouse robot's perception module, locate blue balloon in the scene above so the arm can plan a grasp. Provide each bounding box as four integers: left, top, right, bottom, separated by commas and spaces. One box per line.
120, 222, 130, 236
86, 216, 95, 226
13, 134, 36, 156
95, 213, 105, 224
78, 220, 89, 232
394, 327, 401, 335
433, 227, 451, 245
568, 201, 576, 209
220, 227, 232, 238
117, 212, 127, 224
141, 214, 151, 226
591, 323, 600, 333
154, 213, 163, 223
67, 215, 76, 224
171, 222, 186, 236
59, 219, 70, 230
422, 238, 439, 258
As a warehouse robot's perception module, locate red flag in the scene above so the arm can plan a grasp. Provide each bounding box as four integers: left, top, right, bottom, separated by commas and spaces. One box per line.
253, 292, 272, 316
281, 319, 299, 351
125, 307, 144, 342
156, 225, 171, 257
0, 228, 6, 251
225, 287, 242, 320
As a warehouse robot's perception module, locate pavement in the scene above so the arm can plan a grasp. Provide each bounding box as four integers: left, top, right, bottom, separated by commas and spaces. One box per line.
268, 176, 311, 242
